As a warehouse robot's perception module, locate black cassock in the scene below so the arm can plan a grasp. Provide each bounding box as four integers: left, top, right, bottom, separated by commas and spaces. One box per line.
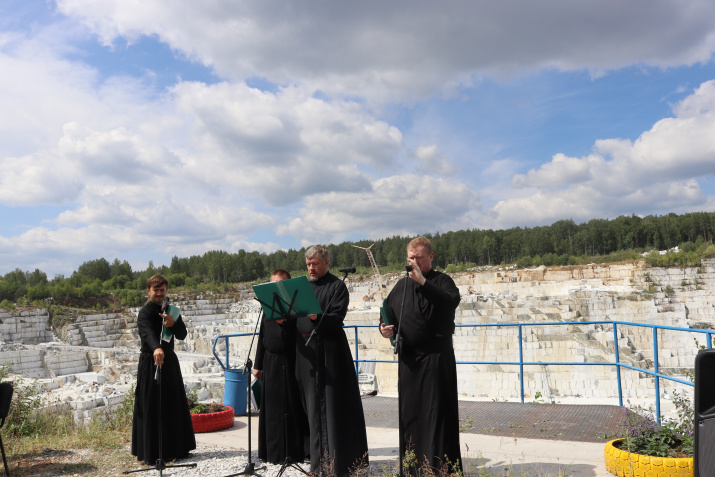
254, 316, 309, 464
131, 301, 196, 464
386, 269, 462, 473
295, 272, 369, 474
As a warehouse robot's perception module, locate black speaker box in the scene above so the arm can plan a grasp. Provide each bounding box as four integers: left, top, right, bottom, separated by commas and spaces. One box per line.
695, 349, 715, 477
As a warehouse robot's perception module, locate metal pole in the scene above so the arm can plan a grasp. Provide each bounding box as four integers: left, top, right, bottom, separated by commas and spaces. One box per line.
653, 327, 661, 423
354, 326, 359, 378
613, 323, 623, 407
225, 336, 230, 370
519, 325, 524, 403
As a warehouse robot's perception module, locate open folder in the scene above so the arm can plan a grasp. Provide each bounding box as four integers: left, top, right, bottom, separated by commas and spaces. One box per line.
252, 276, 322, 320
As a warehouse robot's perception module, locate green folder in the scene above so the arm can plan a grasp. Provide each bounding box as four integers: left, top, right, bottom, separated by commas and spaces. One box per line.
252, 276, 322, 320
251, 379, 262, 409
161, 304, 181, 342
379, 298, 395, 346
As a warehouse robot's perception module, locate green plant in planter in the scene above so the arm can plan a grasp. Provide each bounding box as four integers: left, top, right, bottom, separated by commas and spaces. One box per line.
187, 389, 198, 405
186, 389, 227, 414
618, 391, 693, 458
189, 402, 227, 415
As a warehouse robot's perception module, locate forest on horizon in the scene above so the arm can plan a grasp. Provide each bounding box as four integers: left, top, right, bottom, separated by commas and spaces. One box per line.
2, 211, 715, 310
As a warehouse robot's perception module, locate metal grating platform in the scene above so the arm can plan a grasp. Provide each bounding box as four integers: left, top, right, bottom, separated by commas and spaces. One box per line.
361, 396, 624, 443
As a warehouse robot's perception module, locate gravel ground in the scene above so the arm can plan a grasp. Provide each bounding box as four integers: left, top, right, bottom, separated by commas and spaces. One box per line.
127, 443, 388, 477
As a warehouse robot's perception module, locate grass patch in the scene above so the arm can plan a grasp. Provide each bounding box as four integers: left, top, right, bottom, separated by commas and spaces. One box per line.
2, 367, 137, 476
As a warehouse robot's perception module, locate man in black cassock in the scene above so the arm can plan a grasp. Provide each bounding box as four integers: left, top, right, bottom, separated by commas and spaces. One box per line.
253, 269, 309, 464
380, 237, 462, 474
132, 274, 195, 465
296, 245, 369, 474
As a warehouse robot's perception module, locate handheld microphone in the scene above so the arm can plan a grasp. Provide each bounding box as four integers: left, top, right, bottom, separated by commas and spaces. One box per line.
161, 296, 169, 315
406, 265, 413, 272
338, 267, 356, 273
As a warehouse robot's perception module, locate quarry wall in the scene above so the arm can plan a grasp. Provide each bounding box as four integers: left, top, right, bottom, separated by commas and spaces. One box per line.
1, 259, 714, 421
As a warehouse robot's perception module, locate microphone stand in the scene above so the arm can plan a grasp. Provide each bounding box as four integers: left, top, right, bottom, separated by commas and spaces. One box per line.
228, 286, 303, 477
223, 312, 264, 477
124, 314, 197, 476
276, 319, 309, 477
393, 266, 411, 477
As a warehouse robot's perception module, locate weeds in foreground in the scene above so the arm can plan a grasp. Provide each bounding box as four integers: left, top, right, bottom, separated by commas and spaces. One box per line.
618, 391, 693, 458
1, 371, 136, 476
396, 446, 463, 477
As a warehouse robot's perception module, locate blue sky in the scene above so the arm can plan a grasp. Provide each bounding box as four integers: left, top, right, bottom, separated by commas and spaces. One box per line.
2, 0, 715, 277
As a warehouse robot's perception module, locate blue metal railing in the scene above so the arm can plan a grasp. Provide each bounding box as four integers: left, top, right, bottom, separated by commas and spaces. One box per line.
212, 332, 254, 371
213, 321, 713, 421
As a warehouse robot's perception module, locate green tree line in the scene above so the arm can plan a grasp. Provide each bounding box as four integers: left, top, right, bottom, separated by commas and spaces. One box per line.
2, 212, 715, 308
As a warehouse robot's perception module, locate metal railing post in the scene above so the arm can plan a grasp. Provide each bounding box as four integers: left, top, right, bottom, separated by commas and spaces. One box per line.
613, 323, 623, 407
708, 331, 713, 350
519, 324, 524, 403
653, 327, 661, 423
354, 326, 359, 378
225, 336, 230, 370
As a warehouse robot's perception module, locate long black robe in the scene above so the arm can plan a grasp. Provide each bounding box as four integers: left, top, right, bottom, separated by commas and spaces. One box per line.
385, 269, 462, 473
295, 272, 369, 474
254, 316, 309, 464
132, 301, 196, 465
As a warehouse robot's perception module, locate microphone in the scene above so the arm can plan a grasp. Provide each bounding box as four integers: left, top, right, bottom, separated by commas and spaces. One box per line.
161, 296, 169, 315
338, 267, 356, 273
405, 265, 413, 272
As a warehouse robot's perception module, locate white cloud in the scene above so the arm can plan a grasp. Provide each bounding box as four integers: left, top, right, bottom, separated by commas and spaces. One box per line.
0, 149, 82, 205
411, 145, 456, 176
59, 122, 179, 182
491, 81, 715, 228
171, 81, 402, 205
511, 153, 595, 188
276, 174, 481, 246
56, 0, 715, 103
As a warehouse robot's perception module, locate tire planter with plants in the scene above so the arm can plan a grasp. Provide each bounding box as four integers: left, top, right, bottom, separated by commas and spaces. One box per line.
604, 438, 693, 477
190, 404, 235, 433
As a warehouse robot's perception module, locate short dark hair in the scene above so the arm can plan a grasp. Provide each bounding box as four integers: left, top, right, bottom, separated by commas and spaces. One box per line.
146, 274, 168, 289
271, 269, 291, 280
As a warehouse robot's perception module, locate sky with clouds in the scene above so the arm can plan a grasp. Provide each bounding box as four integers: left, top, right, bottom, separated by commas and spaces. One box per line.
2, 0, 715, 277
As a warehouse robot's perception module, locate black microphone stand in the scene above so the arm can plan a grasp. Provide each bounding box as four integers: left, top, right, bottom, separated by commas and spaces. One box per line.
275, 319, 309, 477
124, 316, 197, 476
304, 268, 352, 347
229, 286, 304, 477
223, 313, 265, 477
393, 266, 411, 477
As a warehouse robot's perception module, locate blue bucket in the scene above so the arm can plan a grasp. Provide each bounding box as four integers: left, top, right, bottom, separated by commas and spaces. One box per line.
224, 368, 248, 416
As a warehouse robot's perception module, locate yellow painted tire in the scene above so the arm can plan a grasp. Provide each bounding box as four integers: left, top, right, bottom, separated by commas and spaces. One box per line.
604, 439, 693, 477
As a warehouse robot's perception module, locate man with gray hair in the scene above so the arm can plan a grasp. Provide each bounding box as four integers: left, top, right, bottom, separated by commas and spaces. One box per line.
295, 245, 368, 474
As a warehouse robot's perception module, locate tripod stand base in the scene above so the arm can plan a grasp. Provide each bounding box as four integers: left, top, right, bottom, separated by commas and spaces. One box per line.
276, 458, 309, 477
221, 459, 265, 477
